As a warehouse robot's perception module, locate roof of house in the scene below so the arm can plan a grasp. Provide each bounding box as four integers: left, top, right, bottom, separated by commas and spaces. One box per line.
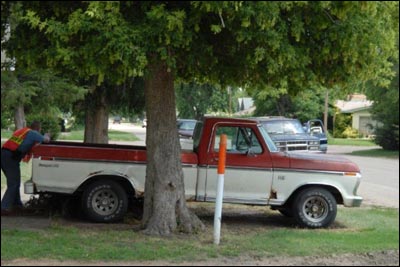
335, 94, 373, 113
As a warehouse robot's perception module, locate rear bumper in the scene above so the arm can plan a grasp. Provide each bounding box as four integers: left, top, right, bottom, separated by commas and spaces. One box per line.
24, 180, 35, 194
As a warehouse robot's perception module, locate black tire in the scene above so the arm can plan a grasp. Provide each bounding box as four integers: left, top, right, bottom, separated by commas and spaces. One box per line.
81, 180, 128, 223
292, 187, 337, 228
270, 205, 294, 217
278, 208, 293, 217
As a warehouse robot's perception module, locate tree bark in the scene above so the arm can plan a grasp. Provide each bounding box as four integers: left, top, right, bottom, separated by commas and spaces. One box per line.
84, 88, 109, 144
142, 58, 204, 236
14, 104, 26, 130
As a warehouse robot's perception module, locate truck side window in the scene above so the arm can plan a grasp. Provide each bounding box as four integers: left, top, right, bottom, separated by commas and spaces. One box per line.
214, 126, 262, 154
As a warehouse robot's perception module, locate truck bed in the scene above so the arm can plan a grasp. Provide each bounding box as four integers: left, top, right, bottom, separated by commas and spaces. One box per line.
31, 141, 198, 164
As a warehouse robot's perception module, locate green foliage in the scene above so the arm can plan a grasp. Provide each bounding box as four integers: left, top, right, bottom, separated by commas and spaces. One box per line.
1, 69, 87, 128
253, 87, 326, 123
26, 112, 61, 140
366, 61, 399, 150
341, 126, 360, 139
3, 1, 398, 124
7, 1, 397, 90
1, 109, 13, 129
333, 113, 353, 138
176, 82, 233, 120
373, 124, 399, 151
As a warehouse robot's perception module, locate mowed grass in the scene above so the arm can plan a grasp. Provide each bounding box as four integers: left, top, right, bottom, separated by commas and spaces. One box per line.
1, 129, 139, 142
1, 205, 398, 262
55, 129, 139, 142
328, 137, 376, 146
349, 149, 399, 159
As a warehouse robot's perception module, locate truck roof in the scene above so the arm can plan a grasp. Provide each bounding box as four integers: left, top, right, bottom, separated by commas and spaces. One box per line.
203, 116, 259, 125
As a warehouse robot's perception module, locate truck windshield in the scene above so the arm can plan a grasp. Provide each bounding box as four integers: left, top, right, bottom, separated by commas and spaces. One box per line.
258, 125, 278, 152
262, 120, 305, 135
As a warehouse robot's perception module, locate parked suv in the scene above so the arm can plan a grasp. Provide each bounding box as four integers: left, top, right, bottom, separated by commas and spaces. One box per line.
253, 117, 326, 153
177, 119, 197, 139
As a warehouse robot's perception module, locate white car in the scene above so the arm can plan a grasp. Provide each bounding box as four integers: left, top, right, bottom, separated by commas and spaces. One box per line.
142, 119, 147, 128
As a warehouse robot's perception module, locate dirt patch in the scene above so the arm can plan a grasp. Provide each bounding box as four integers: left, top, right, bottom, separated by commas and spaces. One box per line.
1, 250, 399, 266
1, 203, 399, 266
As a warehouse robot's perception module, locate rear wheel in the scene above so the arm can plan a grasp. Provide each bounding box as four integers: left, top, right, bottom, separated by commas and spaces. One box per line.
81, 180, 128, 223
292, 187, 337, 228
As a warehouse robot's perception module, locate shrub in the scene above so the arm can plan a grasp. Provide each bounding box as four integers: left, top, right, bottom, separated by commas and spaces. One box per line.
374, 124, 399, 150
342, 126, 359, 139
333, 113, 352, 138
26, 113, 61, 140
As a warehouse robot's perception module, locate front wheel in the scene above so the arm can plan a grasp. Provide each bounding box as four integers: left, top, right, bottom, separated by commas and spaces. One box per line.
292, 187, 337, 228
82, 180, 128, 223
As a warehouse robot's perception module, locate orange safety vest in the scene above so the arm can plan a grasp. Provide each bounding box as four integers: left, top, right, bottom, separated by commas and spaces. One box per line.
2, 127, 31, 151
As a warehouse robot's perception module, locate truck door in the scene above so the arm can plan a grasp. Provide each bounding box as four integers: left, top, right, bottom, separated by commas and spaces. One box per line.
205, 124, 273, 205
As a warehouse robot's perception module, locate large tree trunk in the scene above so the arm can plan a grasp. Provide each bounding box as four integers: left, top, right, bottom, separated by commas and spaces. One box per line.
14, 104, 26, 130
84, 88, 109, 144
142, 58, 204, 236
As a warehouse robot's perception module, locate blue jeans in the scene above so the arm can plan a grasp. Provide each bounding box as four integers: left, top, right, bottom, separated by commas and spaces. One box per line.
1, 149, 24, 210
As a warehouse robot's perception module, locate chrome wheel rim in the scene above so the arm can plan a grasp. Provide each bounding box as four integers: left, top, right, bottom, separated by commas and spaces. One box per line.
302, 196, 329, 223
92, 189, 118, 216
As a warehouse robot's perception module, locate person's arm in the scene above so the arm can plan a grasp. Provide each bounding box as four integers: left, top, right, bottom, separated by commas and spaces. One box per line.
43, 133, 50, 143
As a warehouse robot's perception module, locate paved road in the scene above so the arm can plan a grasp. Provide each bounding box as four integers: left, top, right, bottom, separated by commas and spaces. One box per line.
2, 123, 399, 209
328, 147, 399, 208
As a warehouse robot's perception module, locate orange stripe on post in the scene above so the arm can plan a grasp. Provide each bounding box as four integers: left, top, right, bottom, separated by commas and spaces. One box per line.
217, 134, 227, 175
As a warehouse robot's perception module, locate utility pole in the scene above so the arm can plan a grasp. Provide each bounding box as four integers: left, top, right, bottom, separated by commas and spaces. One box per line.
324, 88, 329, 133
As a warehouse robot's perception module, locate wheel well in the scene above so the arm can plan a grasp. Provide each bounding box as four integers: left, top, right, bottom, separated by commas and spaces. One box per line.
76, 175, 136, 198
285, 184, 343, 207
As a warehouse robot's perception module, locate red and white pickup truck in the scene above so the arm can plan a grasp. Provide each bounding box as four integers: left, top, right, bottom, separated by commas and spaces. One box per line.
25, 117, 362, 228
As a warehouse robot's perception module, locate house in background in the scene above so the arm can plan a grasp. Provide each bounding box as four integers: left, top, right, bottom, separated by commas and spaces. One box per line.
335, 94, 377, 137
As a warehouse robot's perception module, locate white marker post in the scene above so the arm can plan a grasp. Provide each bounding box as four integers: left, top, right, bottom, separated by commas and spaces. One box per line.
214, 134, 227, 245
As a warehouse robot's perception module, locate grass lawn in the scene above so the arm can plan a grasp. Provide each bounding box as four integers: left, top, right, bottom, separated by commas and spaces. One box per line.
2, 129, 139, 142
1, 205, 398, 261
328, 137, 376, 146
349, 148, 399, 159
57, 129, 140, 142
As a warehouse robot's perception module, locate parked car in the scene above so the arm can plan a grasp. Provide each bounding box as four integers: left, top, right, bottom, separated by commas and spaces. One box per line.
303, 119, 328, 153
253, 117, 326, 153
113, 116, 121, 124
142, 119, 147, 128
177, 119, 197, 139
